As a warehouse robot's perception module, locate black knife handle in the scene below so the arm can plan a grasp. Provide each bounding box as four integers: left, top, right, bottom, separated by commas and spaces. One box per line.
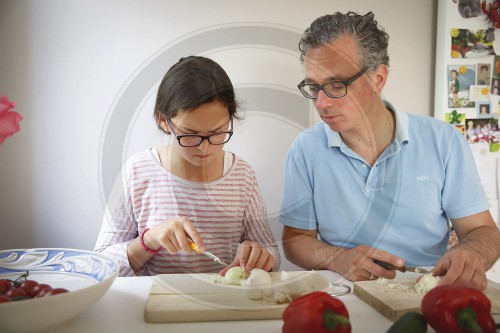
373, 259, 406, 273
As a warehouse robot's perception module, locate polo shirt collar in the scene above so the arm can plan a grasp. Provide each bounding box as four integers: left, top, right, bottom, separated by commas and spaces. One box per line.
325, 100, 410, 148
386, 100, 409, 144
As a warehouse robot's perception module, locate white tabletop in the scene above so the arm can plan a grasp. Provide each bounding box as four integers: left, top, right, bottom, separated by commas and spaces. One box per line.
44, 270, 500, 333
45, 270, 396, 333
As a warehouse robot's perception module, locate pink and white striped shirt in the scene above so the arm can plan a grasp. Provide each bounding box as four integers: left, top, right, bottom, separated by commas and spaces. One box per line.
95, 148, 280, 276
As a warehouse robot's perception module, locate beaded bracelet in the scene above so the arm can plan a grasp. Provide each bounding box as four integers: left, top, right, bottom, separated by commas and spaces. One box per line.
139, 228, 161, 254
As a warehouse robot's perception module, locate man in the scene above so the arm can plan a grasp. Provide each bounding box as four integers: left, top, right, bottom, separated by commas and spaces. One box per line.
280, 11, 500, 290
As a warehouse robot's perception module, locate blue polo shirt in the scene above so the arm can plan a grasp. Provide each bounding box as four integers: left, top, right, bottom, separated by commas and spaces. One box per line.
279, 101, 489, 266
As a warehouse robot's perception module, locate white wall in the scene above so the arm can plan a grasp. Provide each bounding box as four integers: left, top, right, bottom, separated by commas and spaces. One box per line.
0, 0, 437, 270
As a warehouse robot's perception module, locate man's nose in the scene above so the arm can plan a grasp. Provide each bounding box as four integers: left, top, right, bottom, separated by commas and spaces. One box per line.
314, 90, 335, 110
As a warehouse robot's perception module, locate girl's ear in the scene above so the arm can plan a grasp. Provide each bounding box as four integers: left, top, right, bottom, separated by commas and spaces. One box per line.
160, 120, 171, 134
157, 113, 171, 134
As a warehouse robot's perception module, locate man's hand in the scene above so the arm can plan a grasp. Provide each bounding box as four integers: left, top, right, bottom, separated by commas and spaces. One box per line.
442, 210, 500, 290
328, 245, 404, 281
432, 247, 487, 290
282, 226, 404, 281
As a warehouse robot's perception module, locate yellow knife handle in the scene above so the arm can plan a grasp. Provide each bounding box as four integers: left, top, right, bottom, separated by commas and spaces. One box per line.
188, 240, 201, 253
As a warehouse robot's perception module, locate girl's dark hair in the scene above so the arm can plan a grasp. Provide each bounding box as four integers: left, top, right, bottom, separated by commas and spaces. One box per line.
154, 56, 239, 133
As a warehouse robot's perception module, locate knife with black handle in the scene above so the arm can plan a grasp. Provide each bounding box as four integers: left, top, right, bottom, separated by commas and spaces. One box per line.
373, 259, 432, 274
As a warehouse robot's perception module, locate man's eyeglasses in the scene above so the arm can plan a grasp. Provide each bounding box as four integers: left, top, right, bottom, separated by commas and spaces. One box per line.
297, 67, 368, 99
166, 118, 233, 147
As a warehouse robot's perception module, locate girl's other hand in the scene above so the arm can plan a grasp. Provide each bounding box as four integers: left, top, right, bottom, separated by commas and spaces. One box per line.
220, 240, 274, 275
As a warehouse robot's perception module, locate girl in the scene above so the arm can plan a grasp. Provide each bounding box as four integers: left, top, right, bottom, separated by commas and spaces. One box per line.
95, 56, 280, 276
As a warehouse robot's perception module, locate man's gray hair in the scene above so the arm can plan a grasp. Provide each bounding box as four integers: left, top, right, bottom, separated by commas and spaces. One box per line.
299, 11, 390, 70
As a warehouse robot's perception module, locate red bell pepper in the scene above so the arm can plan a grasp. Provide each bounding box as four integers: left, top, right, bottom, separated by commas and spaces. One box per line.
421, 284, 495, 333
282, 291, 351, 333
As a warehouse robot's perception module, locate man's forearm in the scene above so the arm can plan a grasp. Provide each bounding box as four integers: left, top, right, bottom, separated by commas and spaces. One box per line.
282, 229, 345, 271
457, 225, 500, 270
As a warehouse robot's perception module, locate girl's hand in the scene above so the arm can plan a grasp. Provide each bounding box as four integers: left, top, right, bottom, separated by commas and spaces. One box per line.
145, 217, 205, 254
220, 240, 275, 275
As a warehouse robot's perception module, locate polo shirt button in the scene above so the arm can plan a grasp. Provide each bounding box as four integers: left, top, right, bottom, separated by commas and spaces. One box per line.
361, 163, 367, 168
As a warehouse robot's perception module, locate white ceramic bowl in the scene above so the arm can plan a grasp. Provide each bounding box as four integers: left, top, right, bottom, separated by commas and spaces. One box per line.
0, 248, 119, 333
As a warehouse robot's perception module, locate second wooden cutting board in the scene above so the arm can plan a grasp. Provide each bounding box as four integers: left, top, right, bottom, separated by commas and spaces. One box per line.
354, 279, 500, 322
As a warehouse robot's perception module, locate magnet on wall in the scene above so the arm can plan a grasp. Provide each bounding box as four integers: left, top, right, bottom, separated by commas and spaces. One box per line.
482, 0, 500, 28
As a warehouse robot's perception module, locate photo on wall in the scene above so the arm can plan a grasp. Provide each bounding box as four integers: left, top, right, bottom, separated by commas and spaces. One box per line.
477, 63, 491, 85
492, 56, 500, 94
477, 101, 493, 118
451, 0, 484, 20
465, 117, 499, 146
450, 28, 495, 59
492, 83, 500, 96
448, 64, 476, 108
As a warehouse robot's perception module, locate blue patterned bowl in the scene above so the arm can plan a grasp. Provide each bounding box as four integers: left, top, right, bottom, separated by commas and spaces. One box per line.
0, 248, 119, 333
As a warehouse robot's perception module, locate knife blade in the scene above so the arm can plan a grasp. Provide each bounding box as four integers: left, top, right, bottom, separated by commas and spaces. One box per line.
188, 240, 228, 266
373, 259, 432, 275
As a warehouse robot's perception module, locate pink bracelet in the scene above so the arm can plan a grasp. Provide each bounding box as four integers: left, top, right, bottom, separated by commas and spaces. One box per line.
139, 228, 161, 254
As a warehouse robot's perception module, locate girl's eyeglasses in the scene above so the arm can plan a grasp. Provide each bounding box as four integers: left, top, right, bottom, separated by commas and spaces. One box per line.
166, 118, 233, 147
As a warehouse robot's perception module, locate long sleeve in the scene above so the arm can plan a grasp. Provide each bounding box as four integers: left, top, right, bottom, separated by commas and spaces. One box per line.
242, 173, 281, 271
94, 165, 138, 276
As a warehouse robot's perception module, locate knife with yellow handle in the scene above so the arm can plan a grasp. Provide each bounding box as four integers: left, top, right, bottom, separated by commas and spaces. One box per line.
188, 240, 228, 266
374, 259, 432, 274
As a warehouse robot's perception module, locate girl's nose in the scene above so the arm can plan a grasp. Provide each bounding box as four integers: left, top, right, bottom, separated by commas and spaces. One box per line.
196, 138, 210, 151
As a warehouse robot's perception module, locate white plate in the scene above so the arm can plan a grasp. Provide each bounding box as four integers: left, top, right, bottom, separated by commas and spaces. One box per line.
0, 248, 119, 333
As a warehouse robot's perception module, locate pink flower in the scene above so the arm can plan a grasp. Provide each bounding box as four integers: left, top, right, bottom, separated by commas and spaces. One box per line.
0, 95, 23, 145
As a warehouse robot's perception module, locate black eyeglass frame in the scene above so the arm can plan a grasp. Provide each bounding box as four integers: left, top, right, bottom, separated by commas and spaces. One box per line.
297, 67, 368, 99
166, 118, 234, 147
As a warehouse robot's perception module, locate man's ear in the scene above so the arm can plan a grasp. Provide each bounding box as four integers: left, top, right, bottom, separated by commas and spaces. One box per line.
372, 64, 388, 92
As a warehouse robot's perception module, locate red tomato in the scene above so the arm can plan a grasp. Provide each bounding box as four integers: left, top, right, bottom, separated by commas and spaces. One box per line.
0, 279, 11, 295
19, 280, 38, 297
30, 284, 52, 298
41, 288, 68, 297
0, 295, 11, 303
5, 287, 27, 300
34, 286, 54, 298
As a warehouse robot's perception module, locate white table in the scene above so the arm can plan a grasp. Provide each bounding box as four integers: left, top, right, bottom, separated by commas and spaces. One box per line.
44, 271, 392, 333
46, 270, 500, 333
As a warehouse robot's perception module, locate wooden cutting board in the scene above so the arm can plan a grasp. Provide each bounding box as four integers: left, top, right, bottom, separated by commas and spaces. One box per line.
144, 271, 330, 323
354, 279, 500, 322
